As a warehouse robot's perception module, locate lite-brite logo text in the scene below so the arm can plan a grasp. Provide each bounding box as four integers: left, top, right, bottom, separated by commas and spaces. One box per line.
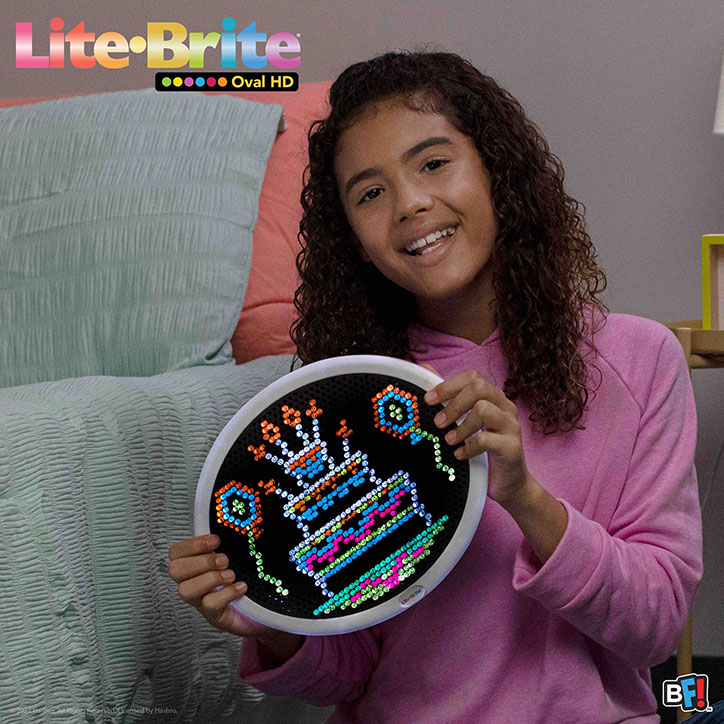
662, 673, 712, 713
15, 18, 300, 70
399, 586, 425, 607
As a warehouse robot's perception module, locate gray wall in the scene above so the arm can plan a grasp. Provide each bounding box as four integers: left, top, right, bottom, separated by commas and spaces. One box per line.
2, 0, 723, 657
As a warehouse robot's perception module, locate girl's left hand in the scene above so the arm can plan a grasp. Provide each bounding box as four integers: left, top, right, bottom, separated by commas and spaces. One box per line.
419, 363, 532, 508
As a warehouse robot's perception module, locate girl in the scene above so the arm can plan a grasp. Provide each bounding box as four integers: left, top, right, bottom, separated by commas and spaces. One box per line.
169, 51, 707, 723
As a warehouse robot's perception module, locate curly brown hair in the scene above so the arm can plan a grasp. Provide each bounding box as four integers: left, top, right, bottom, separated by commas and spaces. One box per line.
290, 50, 608, 434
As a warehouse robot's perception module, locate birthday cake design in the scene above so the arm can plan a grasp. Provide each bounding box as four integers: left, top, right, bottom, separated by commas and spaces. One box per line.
214, 383, 458, 616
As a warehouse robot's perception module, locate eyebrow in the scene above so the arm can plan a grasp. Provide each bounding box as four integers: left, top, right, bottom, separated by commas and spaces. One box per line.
343, 136, 453, 197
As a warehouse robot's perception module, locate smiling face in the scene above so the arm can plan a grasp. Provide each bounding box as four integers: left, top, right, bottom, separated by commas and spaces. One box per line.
334, 97, 499, 339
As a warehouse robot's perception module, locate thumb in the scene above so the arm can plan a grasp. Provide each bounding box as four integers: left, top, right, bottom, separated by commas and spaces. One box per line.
419, 362, 442, 378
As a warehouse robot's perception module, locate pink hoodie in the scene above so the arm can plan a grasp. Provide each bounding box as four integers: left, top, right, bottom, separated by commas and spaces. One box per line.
237, 313, 703, 723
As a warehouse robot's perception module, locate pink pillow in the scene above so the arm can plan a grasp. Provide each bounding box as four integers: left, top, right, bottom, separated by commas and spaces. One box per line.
227, 82, 331, 362
0, 82, 332, 365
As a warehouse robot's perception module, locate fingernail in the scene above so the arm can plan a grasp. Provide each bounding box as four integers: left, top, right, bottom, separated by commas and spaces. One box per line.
434, 412, 446, 426
206, 535, 219, 548
425, 391, 438, 404
235, 582, 247, 592
221, 569, 235, 580
215, 555, 227, 568
445, 431, 456, 444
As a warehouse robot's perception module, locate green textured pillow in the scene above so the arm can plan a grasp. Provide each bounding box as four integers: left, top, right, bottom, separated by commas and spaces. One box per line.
0, 88, 283, 388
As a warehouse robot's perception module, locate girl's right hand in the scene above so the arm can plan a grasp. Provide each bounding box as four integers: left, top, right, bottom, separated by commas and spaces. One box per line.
168, 534, 275, 639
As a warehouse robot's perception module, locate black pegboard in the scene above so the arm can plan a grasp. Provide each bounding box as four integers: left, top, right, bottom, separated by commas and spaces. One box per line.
208, 372, 470, 621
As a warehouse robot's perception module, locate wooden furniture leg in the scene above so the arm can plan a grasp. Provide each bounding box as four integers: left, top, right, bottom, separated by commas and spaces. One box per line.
671, 326, 694, 723
676, 615, 694, 722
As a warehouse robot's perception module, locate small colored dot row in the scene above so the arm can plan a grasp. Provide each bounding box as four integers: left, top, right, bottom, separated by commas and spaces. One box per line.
312, 506, 416, 579
247, 531, 287, 595
160, 76, 229, 88
313, 515, 448, 616
297, 480, 422, 580
293, 462, 362, 516
296, 472, 410, 555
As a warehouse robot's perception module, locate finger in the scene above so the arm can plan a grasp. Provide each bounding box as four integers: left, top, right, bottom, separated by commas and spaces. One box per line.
443, 399, 512, 447
429, 374, 499, 430
201, 580, 248, 619
178, 569, 237, 608
168, 552, 229, 583
169, 534, 220, 561
454, 429, 510, 460
424, 369, 498, 408
210, 585, 264, 637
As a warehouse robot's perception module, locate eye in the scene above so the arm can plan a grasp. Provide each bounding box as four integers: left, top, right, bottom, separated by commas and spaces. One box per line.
423, 158, 449, 172
358, 187, 383, 205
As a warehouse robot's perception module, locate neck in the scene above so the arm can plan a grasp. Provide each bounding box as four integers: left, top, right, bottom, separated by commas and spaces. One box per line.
415, 292, 496, 346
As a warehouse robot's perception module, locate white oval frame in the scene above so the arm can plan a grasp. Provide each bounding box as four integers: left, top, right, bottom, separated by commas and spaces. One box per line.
194, 354, 487, 635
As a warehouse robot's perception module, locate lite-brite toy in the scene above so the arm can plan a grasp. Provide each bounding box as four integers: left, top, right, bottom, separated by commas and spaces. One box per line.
194, 355, 487, 635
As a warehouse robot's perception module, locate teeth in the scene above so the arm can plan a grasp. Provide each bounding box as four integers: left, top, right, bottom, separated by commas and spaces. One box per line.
404, 226, 456, 254
418, 241, 443, 256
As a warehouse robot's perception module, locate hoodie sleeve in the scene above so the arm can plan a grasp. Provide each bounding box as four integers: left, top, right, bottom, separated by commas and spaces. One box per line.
511, 328, 703, 669
237, 628, 381, 706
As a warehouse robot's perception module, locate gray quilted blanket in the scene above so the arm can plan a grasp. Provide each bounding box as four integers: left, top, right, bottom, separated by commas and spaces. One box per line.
0, 356, 332, 724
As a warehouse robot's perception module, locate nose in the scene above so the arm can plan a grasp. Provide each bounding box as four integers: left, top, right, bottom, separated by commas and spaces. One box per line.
394, 180, 433, 222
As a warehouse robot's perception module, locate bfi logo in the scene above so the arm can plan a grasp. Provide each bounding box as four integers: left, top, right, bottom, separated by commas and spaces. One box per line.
662, 673, 712, 713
